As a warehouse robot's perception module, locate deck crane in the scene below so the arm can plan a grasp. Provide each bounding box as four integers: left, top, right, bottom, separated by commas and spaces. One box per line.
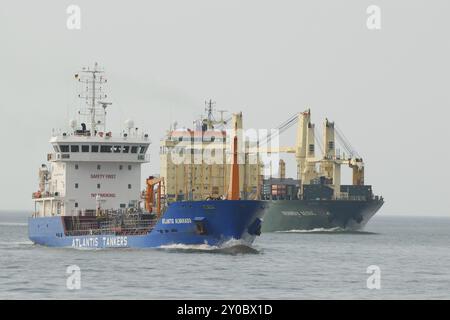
256, 109, 366, 195
258, 112, 299, 149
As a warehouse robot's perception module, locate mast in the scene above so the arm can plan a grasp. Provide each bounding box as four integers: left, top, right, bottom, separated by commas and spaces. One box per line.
204, 99, 215, 130
227, 114, 241, 200
76, 62, 108, 135
227, 136, 240, 200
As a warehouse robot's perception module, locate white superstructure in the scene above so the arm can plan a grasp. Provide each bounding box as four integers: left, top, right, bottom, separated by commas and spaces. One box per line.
33, 64, 150, 217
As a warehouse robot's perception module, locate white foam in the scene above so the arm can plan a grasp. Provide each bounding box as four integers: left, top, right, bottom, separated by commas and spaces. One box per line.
0, 222, 27, 227
0, 240, 33, 246
276, 227, 345, 233
159, 238, 252, 251
159, 243, 219, 251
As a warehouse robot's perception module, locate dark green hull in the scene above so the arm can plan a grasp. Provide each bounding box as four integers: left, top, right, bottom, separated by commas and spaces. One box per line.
261, 199, 384, 232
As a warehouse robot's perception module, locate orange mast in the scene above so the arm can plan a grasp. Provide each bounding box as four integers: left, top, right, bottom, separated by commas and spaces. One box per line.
145, 176, 164, 216
227, 135, 240, 200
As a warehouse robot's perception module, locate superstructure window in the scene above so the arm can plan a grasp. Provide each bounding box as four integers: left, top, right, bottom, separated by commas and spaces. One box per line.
128, 165, 132, 170
328, 141, 334, 150
113, 146, 121, 153
60, 145, 69, 153
122, 145, 130, 153
119, 165, 123, 170
131, 146, 138, 154
97, 184, 101, 189
75, 183, 79, 189
100, 145, 112, 153
81, 145, 89, 152
128, 184, 132, 189
71, 145, 79, 152
91, 145, 99, 152
75, 164, 79, 170
75, 202, 78, 208
97, 164, 101, 170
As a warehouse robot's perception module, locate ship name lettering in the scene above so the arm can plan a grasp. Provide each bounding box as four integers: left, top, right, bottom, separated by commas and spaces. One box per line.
71, 237, 98, 248
281, 210, 315, 216
102, 236, 128, 247
162, 218, 192, 224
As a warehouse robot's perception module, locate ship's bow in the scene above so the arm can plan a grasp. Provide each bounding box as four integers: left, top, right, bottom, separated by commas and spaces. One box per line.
157, 200, 267, 247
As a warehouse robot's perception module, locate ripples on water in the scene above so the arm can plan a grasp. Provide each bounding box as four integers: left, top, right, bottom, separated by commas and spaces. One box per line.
1, 211, 449, 299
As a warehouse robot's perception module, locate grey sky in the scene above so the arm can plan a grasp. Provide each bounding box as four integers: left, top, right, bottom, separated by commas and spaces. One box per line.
1, 0, 449, 216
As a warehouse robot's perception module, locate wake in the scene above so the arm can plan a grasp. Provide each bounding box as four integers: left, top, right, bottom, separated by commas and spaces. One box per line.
276, 227, 377, 235
158, 239, 259, 255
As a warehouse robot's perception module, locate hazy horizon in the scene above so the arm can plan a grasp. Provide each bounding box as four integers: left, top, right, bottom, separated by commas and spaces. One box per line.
1, 1, 449, 216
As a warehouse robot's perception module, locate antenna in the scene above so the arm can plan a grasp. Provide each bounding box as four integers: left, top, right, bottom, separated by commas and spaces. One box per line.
217, 109, 228, 124
76, 63, 107, 136
204, 99, 216, 129
98, 101, 112, 132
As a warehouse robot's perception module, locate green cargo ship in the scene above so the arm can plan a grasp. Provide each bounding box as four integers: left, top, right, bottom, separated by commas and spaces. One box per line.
260, 110, 383, 232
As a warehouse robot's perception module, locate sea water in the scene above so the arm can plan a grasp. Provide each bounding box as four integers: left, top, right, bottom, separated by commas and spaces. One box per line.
0, 211, 449, 299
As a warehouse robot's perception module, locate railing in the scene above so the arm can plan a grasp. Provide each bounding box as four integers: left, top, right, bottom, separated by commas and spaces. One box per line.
32, 191, 60, 199
63, 213, 158, 237
47, 153, 69, 161
335, 195, 367, 201
47, 152, 149, 162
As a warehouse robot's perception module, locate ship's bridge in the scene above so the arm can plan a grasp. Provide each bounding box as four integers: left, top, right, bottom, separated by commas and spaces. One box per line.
47, 132, 150, 163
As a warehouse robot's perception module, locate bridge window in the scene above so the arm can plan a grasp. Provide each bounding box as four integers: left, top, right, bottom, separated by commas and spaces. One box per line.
131, 146, 138, 154
123, 145, 130, 153
100, 145, 112, 153
71, 145, 79, 152
91, 145, 99, 152
139, 146, 147, 154
60, 145, 69, 152
53, 145, 60, 152
81, 145, 89, 152
113, 146, 121, 153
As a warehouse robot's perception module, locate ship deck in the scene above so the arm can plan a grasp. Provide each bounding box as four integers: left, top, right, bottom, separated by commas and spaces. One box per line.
61, 213, 158, 236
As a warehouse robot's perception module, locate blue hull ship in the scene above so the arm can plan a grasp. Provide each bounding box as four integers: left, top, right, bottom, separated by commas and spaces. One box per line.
29, 64, 265, 249
29, 200, 265, 249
